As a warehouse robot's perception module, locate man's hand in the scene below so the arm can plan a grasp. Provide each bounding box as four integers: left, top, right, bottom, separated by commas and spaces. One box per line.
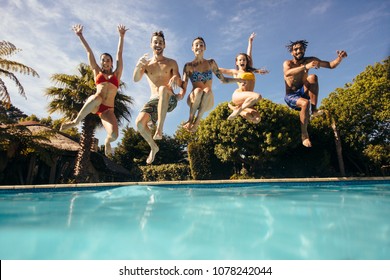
137, 53, 149, 67
337, 50, 348, 58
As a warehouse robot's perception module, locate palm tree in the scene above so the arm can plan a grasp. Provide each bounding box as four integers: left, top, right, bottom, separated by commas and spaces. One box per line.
0, 41, 39, 108
46, 63, 133, 182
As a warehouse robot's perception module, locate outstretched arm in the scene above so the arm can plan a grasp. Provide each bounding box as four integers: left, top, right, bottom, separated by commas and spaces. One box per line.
319, 50, 348, 69
72, 24, 99, 74
219, 67, 237, 76
303, 50, 348, 71
115, 24, 128, 80
210, 60, 244, 84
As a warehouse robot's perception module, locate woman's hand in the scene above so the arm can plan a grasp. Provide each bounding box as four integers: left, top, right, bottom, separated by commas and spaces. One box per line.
118, 24, 128, 36
72, 24, 83, 36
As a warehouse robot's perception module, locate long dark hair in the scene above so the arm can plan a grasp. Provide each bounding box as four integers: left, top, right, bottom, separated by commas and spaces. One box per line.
235, 53, 257, 72
100, 53, 113, 71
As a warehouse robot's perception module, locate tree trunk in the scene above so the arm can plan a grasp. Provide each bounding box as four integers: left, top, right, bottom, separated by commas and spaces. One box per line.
327, 112, 346, 176
74, 115, 96, 183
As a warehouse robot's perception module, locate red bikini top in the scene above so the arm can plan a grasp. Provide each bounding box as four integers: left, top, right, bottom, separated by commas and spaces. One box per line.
95, 72, 119, 88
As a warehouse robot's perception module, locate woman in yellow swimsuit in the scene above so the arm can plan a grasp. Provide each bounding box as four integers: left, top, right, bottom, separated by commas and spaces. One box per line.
219, 33, 269, 123
60, 24, 128, 156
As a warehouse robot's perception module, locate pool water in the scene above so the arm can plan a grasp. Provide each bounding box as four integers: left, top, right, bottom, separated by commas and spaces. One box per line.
0, 180, 389, 260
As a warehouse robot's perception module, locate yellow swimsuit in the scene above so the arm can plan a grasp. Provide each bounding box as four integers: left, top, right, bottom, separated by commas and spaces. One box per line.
238, 71, 255, 81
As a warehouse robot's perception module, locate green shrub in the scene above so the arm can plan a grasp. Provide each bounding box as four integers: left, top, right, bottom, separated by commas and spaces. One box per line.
139, 163, 191, 181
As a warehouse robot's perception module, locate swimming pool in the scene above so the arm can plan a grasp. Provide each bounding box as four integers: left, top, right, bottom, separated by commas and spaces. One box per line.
0, 179, 389, 260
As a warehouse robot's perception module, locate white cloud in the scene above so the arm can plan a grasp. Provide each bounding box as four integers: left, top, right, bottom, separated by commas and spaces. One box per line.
311, 0, 332, 15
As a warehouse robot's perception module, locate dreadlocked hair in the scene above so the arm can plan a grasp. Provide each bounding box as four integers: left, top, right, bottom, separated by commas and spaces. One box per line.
286, 40, 308, 52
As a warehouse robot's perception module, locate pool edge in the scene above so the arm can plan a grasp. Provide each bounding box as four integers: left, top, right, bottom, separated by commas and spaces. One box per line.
0, 176, 389, 190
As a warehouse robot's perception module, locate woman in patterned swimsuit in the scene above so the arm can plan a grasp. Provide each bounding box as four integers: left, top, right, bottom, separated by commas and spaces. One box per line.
60, 24, 128, 156
181, 37, 243, 132
219, 33, 269, 123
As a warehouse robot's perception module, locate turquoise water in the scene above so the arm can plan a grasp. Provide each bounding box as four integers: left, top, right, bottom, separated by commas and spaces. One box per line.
0, 180, 389, 260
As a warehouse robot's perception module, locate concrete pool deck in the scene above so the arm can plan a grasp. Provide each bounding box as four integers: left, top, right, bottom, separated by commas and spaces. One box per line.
0, 176, 389, 190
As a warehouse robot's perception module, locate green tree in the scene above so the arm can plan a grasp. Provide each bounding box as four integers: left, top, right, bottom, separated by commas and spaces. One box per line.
321, 57, 390, 175
0, 41, 39, 108
46, 63, 133, 182
114, 126, 186, 167
194, 99, 299, 176
0, 103, 27, 124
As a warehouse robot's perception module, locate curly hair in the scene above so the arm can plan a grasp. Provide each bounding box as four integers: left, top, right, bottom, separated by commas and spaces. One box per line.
286, 40, 309, 52
151, 31, 165, 43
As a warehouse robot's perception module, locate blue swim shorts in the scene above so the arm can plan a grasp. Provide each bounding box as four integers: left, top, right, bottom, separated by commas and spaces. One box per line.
284, 87, 310, 110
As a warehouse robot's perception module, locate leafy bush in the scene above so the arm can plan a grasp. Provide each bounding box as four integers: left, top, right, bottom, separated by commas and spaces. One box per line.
140, 163, 191, 181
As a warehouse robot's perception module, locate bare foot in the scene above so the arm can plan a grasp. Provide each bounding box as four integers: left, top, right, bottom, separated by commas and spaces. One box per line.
228, 103, 237, 110
310, 109, 324, 120
250, 116, 261, 124
146, 145, 159, 164
302, 137, 312, 148
188, 121, 200, 132
228, 109, 241, 120
153, 131, 163, 140
60, 121, 76, 131
183, 121, 193, 132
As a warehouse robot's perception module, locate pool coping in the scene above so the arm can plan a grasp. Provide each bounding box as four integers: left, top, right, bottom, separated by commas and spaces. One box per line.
0, 176, 389, 190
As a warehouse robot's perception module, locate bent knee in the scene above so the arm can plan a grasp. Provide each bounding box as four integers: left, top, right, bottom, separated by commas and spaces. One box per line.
307, 74, 318, 83
193, 87, 204, 94
135, 117, 144, 130
203, 87, 212, 94
300, 99, 310, 109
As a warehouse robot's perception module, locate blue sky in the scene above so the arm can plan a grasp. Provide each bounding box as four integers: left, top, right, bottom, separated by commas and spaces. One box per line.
1, 0, 389, 147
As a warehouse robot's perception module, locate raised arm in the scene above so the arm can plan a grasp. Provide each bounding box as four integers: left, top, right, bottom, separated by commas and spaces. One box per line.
247, 32, 256, 58
72, 24, 99, 74
114, 24, 128, 80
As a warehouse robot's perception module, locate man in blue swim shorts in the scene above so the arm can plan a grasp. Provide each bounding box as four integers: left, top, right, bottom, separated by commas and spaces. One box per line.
283, 40, 347, 147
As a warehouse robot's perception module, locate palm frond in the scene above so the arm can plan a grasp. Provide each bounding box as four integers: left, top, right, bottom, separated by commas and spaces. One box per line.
0, 58, 39, 77
0, 41, 20, 57
0, 68, 27, 98
0, 80, 11, 109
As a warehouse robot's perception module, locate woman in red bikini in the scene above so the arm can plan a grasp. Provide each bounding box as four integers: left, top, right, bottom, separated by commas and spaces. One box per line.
60, 24, 128, 156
